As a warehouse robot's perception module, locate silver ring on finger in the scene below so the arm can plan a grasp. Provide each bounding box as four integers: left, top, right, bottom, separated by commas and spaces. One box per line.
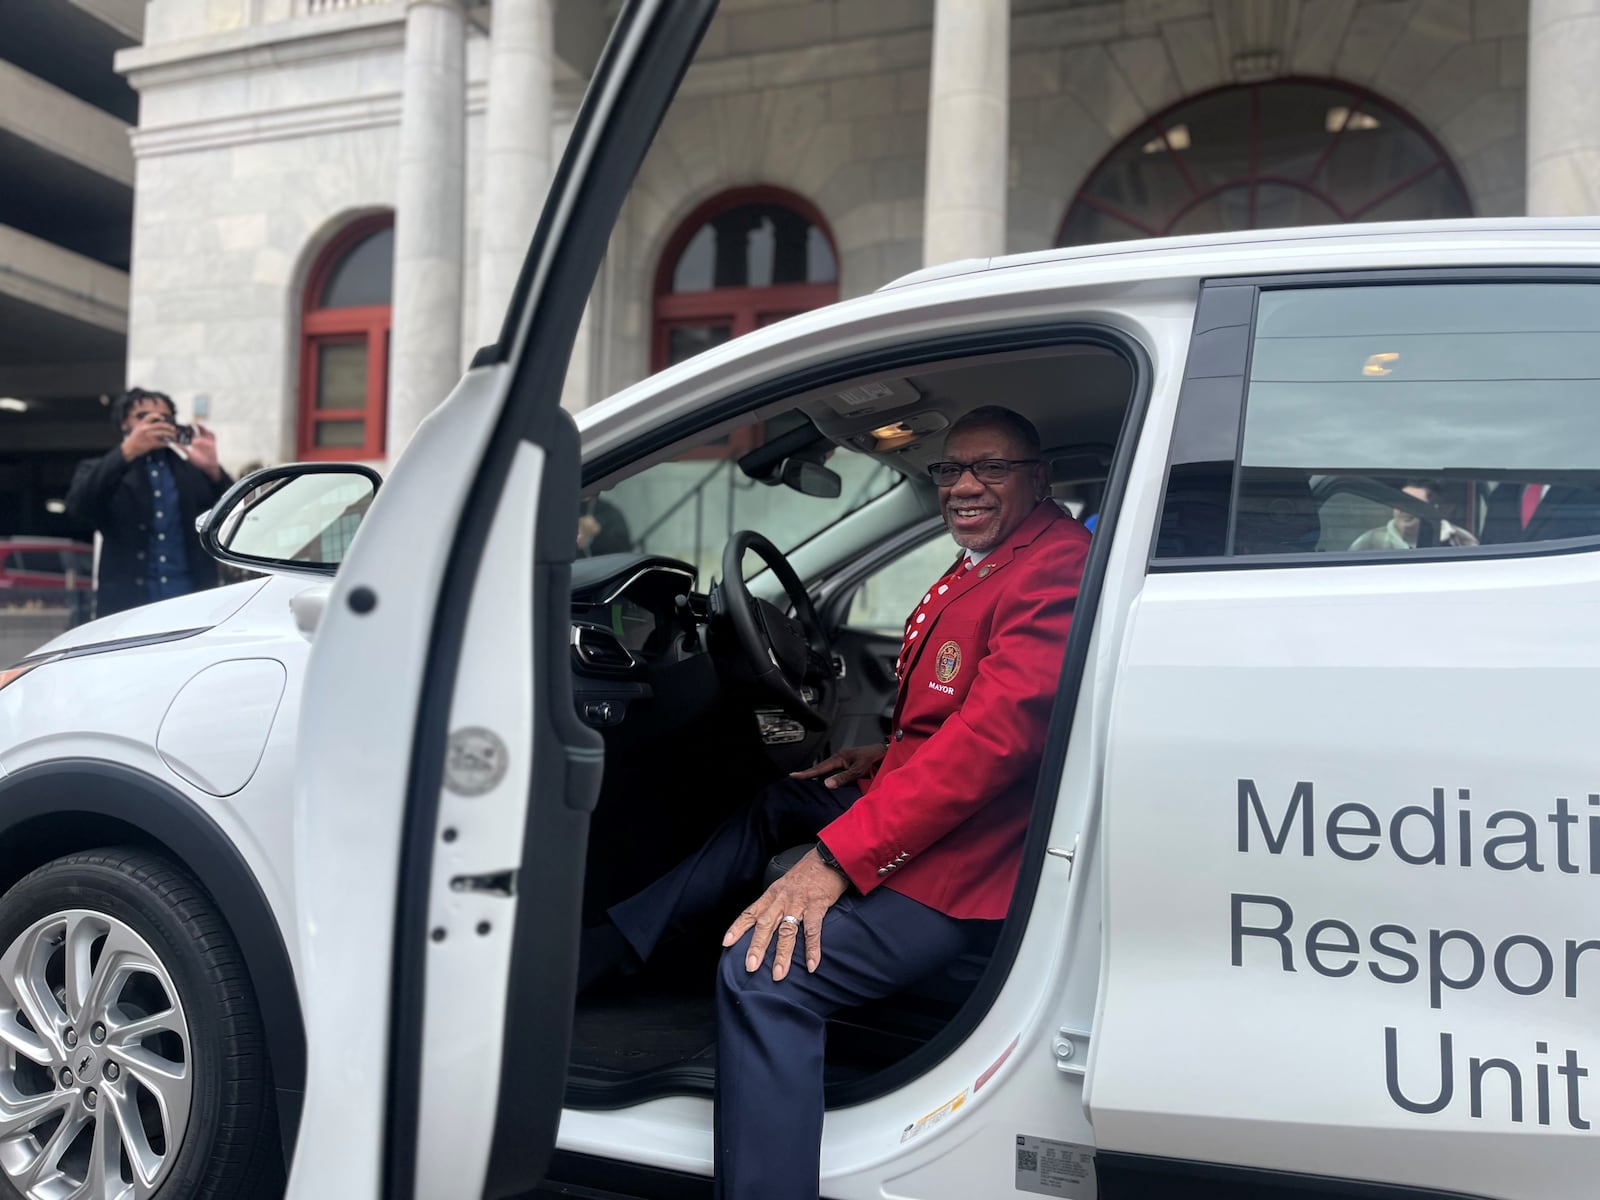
778, 914, 801, 930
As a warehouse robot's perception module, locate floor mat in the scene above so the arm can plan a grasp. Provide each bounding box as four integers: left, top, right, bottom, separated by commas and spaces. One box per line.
570, 992, 717, 1077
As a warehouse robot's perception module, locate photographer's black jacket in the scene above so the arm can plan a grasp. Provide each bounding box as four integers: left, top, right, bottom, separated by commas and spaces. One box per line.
66, 445, 233, 617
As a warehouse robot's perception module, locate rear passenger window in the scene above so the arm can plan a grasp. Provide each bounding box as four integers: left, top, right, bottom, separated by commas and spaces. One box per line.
1161, 281, 1600, 560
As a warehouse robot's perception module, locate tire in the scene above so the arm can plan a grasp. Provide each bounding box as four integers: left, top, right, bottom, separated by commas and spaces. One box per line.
0, 847, 283, 1199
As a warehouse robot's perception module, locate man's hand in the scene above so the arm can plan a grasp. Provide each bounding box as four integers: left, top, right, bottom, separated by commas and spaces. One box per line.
120, 413, 175, 462
790, 743, 885, 790
722, 850, 848, 980
187, 423, 222, 481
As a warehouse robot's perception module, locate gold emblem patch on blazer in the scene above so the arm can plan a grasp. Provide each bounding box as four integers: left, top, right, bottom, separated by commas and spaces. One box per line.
934, 640, 962, 683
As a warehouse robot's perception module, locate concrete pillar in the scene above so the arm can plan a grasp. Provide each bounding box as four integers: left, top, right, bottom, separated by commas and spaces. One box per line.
389, 0, 466, 454
922, 0, 1009, 266
1527, 0, 1600, 215
476, 0, 553, 348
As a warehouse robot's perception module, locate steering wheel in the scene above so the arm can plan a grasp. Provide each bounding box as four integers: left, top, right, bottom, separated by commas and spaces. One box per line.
719, 530, 834, 731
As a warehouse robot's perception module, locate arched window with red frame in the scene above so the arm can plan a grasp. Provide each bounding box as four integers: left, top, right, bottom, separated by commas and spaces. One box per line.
652, 189, 839, 458
298, 214, 393, 459
653, 187, 839, 373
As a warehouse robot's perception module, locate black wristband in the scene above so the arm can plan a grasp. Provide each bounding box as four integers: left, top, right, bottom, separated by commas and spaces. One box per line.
815, 839, 846, 876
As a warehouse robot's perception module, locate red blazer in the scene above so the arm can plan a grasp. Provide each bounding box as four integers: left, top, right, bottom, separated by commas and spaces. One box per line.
820, 501, 1090, 920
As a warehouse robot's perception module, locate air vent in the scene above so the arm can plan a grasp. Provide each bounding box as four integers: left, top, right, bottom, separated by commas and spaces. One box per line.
571, 625, 637, 671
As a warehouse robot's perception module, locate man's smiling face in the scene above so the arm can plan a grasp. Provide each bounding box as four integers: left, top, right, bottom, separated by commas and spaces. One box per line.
938, 423, 1049, 553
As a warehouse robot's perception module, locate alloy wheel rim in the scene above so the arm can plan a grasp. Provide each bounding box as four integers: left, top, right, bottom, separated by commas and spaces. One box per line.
0, 909, 192, 1200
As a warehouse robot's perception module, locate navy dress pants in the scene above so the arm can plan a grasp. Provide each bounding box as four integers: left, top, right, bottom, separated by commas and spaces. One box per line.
607, 777, 991, 1200
607, 775, 862, 962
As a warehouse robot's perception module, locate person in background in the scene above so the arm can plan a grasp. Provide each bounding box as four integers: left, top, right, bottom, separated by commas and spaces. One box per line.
1350, 481, 1478, 551
66, 387, 233, 617
578, 495, 633, 556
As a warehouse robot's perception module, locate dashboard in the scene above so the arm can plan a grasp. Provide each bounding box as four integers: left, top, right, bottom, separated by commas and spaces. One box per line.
570, 555, 699, 671
570, 555, 703, 727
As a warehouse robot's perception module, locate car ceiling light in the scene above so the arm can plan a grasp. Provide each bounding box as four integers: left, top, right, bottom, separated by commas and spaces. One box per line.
0, 398, 28, 413
1363, 352, 1400, 376
869, 422, 918, 450
45, 499, 66, 514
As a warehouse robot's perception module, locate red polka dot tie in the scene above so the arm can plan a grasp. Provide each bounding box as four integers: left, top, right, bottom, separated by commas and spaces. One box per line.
896, 557, 972, 680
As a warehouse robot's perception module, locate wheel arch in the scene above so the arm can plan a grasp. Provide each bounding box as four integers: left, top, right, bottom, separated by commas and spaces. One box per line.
0, 758, 305, 1169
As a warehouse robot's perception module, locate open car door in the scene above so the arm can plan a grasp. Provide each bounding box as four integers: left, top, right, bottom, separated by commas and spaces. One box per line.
286, 3, 716, 1197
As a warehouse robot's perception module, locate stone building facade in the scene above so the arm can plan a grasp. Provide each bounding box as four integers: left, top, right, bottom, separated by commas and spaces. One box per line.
109, 0, 1592, 476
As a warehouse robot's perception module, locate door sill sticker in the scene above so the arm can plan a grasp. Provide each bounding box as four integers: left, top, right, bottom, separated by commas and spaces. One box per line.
1015, 1135, 1095, 1198
900, 1089, 967, 1143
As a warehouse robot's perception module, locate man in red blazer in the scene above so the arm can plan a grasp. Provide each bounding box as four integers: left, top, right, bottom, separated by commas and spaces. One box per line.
591, 405, 1090, 1200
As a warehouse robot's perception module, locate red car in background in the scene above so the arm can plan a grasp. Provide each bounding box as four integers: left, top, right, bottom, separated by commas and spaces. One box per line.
0, 537, 94, 594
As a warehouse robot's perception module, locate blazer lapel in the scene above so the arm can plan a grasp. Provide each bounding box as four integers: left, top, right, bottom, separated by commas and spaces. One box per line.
896, 502, 1064, 685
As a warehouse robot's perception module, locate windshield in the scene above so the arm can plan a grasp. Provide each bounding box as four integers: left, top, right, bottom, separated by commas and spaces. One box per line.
584, 440, 898, 583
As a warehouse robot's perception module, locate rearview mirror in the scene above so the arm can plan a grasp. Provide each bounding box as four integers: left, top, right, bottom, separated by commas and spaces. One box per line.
779, 458, 842, 499
199, 463, 382, 575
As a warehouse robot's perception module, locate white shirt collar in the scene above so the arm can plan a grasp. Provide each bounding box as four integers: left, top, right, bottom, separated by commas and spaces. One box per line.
964, 546, 994, 568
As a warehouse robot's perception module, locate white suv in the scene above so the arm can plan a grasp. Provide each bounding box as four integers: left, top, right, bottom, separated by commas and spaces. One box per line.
4, 4, 1599, 1199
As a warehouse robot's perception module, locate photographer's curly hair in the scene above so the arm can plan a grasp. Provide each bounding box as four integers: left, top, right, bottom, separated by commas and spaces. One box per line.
111, 387, 175, 429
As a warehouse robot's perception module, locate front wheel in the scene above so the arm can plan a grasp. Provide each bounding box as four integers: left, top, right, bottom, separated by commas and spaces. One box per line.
0, 848, 282, 1199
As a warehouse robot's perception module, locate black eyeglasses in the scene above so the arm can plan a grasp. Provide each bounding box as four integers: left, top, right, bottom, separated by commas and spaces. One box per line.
926, 458, 1042, 486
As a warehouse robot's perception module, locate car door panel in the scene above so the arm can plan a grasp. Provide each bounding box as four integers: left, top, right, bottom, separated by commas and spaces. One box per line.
1088, 274, 1600, 1200
289, 4, 716, 1198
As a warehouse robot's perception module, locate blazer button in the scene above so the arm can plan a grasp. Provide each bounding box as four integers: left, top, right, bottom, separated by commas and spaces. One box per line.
894, 729, 904, 741
877, 868, 890, 877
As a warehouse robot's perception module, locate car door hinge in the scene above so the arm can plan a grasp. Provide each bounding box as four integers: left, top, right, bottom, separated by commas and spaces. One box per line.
1053, 1026, 1090, 1076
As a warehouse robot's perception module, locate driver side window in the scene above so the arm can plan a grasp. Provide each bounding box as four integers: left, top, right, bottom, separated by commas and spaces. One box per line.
845, 534, 964, 634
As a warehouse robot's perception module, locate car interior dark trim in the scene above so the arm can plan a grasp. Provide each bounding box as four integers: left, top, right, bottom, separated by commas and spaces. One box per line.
565, 322, 1153, 1111
0, 758, 307, 1172
1150, 265, 1600, 572
536, 1149, 714, 1198
384, 2, 718, 1197
1096, 1151, 1494, 1199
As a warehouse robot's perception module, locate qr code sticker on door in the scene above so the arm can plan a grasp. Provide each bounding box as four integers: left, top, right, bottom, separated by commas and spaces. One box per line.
1014, 1135, 1095, 1198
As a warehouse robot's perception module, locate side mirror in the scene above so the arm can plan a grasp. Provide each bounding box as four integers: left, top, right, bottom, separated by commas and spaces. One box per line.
199, 463, 382, 576
779, 458, 842, 499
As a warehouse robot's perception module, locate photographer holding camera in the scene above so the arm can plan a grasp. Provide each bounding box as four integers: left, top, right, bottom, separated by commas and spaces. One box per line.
66, 387, 233, 617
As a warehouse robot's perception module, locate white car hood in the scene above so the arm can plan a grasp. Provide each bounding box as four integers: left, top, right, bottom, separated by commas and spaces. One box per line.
24, 578, 271, 658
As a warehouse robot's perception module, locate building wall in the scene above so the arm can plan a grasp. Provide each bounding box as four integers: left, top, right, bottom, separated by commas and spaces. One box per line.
600, 0, 1528, 397
118, 0, 1533, 474
122, 3, 492, 471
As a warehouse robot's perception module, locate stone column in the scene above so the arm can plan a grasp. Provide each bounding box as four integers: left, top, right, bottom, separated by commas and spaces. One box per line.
476, 0, 553, 348
922, 0, 1009, 266
1527, 0, 1600, 215
389, 0, 466, 455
